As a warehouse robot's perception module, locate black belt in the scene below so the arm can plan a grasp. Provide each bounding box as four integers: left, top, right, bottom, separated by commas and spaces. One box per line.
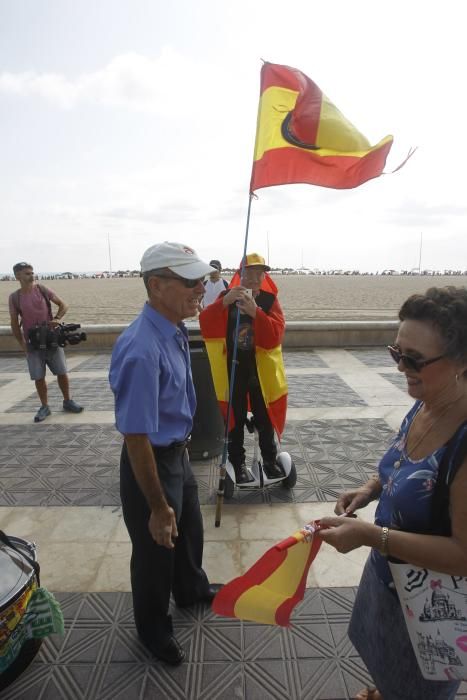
153, 438, 190, 454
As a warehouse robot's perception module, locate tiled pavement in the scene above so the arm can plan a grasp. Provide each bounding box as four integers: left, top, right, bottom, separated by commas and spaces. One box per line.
0, 347, 465, 699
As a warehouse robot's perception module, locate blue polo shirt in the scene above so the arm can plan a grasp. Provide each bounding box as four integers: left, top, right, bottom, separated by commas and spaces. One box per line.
109, 303, 196, 446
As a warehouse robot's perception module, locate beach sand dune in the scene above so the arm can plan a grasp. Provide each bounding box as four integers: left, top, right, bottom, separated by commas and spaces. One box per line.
2, 275, 466, 325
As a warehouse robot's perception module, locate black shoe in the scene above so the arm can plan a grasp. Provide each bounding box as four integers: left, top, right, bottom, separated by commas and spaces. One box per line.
234, 463, 252, 484
146, 636, 186, 665
177, 583, 224, 608
199, 583, 224, 604
263, 460, 284, 479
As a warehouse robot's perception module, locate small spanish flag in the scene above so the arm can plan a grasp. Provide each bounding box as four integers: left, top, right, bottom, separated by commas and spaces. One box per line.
212, 527, 322, 626
250, 62, 393, 192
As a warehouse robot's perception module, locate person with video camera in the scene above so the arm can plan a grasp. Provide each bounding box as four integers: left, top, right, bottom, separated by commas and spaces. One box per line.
8, 262, 84, 423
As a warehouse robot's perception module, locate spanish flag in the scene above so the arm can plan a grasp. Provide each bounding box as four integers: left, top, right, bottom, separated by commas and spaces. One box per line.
250, 62, 393, 192
199, 270, 287, 437
212, 527, 321, 626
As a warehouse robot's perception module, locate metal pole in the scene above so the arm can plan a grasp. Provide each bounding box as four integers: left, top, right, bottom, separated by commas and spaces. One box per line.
215, 193, 254, 527
108, 233, 112, 277
418, 232, 423, 274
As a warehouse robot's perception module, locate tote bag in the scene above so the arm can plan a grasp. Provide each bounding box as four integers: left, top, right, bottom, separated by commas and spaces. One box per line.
389, 561, 467, 681
389, 427, 467, 681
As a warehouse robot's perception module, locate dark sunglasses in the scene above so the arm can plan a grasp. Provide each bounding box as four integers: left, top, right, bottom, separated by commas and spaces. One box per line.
387, 345, 445, 372
155, 274, 205, 288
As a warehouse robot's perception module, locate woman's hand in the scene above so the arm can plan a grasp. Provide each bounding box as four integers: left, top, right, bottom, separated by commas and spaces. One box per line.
317, 516, 377, 553
335, 487, 374, 515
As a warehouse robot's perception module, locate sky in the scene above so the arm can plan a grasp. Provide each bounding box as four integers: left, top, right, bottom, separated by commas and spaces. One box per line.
1, 0, 467, 274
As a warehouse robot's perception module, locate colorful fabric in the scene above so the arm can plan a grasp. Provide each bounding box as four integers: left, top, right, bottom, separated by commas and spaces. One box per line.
199, 273, 287, 437
0, 587, 64, 673
0, 579, 37, 647
212, 528, 322, 626
250, 62, 393, 192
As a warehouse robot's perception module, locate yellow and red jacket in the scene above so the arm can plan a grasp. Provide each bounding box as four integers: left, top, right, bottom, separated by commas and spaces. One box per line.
199, 272, 287, 437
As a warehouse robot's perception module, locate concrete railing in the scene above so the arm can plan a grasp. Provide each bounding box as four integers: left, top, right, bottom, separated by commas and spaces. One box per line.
0, 320, 399, 353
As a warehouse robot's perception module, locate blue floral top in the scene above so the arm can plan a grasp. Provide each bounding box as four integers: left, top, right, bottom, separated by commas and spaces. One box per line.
371, 401, 467, 587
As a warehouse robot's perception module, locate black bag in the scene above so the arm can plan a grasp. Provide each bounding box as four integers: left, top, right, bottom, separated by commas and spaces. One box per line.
27, 323, 58, 351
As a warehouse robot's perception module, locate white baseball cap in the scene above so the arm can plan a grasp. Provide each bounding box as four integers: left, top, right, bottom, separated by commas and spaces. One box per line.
140, 242, 215, 279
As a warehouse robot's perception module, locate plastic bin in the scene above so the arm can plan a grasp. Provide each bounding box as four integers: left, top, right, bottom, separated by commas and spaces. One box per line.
189, 341, 224, 460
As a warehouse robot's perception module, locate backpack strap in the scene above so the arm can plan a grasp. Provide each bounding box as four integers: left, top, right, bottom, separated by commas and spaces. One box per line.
10, 285, 52, 318
431, 424, 467, 536
10, 289, 21, 316
37, 284, 53, 318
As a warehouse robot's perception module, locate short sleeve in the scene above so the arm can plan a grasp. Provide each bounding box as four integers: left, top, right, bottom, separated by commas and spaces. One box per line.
111, 353, 160, 435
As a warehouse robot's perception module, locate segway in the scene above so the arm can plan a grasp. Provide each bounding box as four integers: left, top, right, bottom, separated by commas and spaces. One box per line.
222, 416, 297, 499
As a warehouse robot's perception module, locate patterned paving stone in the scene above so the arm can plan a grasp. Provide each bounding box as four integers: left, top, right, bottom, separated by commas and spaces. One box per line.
202, 420, 393, 506
347, 348, 394, 368
287, 375, 366, 408
284, 352, 328, 369
0, 424, 121, 507
71, 355, 111, 372
1, 589, 374, 700
379, 372, 407, 392
0, 356, 27, 373
6, 378, 113, 413
0, 419, 393, 507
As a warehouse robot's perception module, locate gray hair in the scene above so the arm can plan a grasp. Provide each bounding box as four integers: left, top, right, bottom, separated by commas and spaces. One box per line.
142, 268, 168, 293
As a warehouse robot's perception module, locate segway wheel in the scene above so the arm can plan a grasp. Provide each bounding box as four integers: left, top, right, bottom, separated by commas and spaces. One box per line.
281, 461, 297, 489
223, 474, 235, 500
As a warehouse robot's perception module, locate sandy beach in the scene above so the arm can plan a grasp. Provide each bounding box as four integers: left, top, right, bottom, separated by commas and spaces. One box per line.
1, 275, 466, 326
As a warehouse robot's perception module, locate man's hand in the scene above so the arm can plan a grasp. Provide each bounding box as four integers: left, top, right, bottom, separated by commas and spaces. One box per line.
222, 286, 247, 307
148, 505, 178, 549
236, 292, 257, 318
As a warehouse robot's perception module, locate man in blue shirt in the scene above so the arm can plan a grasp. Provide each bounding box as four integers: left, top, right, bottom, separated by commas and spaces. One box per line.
109, 242, 222, 665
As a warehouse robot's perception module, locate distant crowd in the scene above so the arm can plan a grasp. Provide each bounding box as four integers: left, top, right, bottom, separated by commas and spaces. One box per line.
2, 268, 467, 282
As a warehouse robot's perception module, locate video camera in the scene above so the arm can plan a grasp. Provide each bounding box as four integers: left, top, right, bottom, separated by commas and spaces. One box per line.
27, 322, 87, 351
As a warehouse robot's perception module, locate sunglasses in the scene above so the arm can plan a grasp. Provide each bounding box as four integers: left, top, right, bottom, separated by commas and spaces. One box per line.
387, 345, 445, 372
155, 274, 205, 289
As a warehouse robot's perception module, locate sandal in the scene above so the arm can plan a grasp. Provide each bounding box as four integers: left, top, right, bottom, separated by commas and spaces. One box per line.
355, 689, 383, 700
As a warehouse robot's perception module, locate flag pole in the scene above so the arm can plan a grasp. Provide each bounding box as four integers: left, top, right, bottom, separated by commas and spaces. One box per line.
215, 192, 254, 527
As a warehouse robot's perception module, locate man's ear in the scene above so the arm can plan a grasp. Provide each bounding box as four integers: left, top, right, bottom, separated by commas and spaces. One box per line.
147, 275, 162, 298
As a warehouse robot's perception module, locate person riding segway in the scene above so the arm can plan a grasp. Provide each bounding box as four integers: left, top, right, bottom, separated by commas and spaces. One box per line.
199, 253, 296, 495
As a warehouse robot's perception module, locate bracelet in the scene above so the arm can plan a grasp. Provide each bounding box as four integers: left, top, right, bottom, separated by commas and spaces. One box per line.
380, 526, 390, 557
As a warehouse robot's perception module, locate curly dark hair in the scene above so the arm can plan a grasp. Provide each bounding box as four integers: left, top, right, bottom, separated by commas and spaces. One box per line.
399, 286, 467, 363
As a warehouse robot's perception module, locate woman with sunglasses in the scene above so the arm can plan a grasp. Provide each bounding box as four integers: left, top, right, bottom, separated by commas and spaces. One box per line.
315, 286, 467, 700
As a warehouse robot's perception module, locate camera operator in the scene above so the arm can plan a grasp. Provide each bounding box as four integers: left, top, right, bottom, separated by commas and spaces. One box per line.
8, 262, 84, 423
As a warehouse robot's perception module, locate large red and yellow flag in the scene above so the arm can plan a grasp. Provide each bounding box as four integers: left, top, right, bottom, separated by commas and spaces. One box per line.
250, 62, 393, 192
212, 527, 322, 626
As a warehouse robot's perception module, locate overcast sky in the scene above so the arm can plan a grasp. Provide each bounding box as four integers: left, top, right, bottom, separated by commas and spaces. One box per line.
1, 0, 466, 273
